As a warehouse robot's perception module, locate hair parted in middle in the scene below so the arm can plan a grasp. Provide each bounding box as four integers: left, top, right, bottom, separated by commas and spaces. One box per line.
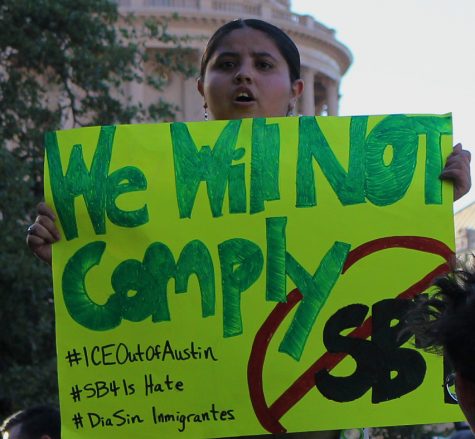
200, 18, 301, 83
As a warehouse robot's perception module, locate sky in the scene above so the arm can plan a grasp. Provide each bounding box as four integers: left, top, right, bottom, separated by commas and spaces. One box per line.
291, 0, 475, 212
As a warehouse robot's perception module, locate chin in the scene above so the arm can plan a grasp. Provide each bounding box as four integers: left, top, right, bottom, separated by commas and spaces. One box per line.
228, 105, 263, 120
216, 112, 255, 121
214, 108, 278, 121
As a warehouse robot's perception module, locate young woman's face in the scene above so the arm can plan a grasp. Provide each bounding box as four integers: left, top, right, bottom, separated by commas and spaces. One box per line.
198, 27, 303, 120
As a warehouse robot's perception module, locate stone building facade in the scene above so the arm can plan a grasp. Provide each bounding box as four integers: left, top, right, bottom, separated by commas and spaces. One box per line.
117, 0, 352, 121
455, 202, 475, 259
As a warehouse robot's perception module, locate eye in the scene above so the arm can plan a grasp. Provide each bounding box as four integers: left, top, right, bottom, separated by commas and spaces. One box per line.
256, 60, 273, 70
217, 60, 236, 70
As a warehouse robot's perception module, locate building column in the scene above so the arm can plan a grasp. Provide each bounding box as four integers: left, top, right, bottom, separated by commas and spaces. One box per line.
326, 79, 340, 116
261, 3, 272, 19
183, 75, 202, 121
200, 0, 213, 12
301, 67, 315, 115
181, 49, 201, 121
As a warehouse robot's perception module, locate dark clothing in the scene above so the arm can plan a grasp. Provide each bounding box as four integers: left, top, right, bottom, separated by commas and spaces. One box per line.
450, 430, 475, 438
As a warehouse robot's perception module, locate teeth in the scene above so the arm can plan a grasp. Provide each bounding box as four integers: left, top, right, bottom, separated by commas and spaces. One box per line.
238, 92, 250, 98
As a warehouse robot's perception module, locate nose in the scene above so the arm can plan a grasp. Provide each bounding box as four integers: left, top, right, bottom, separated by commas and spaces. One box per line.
233, 71, 252, 84
233, 64, 252, 84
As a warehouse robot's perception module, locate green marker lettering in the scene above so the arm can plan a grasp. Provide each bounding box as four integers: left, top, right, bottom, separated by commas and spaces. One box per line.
219, 238, 264, 338
46, 126, 149, 240
365, 115, 418, 205
266, 216, 287, 303
412, 115, 452, 204
171, 120, 242, 218
296, 116, 366, 207
280, 241, 351, 361
250, 118, 281, 213
62, 241, 122, 330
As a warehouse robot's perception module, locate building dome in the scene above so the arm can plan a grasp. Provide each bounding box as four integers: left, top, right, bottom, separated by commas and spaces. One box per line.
118, 0, 352, 121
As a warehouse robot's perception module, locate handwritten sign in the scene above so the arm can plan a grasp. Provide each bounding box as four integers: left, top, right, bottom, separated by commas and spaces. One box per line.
44, 114, 464, 438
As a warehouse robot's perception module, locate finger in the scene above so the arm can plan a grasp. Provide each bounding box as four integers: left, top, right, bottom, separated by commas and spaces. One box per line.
441, 162, 470, 175
448, 145, 471, 162
26, 234, 52, 265
26, 233, 48, 250
440, 163, 469, 178
27, 222, 57, 244
36, 214, 61, 240
37, 201, 56, 221
440, 170, 468, 183
461, 149, 471, 162
448, 151, 471, 165
443, 158, 471, 174
440, 167, 471, 201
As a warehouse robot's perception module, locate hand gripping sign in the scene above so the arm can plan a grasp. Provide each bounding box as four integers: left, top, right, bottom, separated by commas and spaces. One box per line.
44, 114, 464, 438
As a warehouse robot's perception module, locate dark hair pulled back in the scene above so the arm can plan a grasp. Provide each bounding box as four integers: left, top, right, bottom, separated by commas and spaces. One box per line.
200, 19, 301, 83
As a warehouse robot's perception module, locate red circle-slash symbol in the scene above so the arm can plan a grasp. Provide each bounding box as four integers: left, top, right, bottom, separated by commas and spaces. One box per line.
247, 236, 453, 434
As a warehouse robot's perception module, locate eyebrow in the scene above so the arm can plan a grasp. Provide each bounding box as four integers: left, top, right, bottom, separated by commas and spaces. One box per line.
252, 51, 277, 60
214, 51, 278, 60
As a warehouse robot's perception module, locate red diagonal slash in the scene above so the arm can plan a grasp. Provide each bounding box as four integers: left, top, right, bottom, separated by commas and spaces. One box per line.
247, 236, 453, 434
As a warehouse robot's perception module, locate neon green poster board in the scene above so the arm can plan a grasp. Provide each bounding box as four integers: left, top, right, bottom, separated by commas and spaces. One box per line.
44, 114, 463, 438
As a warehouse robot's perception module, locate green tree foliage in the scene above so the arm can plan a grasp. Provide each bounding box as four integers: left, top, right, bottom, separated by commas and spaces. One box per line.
0, 0, 196, 419
0, 149, 57, 417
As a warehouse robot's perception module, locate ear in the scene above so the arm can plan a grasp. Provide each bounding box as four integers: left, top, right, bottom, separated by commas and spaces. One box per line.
197, 77, 204, 97
291, 78, 304, 100
288, 79, 304, 114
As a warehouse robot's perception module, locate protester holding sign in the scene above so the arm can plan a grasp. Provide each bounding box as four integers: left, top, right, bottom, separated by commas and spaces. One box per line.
26, 18, 471, 261
25, 18, 471, 439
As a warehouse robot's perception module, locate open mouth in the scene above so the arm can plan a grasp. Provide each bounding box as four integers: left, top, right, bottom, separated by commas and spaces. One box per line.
234, 91, 255, 103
